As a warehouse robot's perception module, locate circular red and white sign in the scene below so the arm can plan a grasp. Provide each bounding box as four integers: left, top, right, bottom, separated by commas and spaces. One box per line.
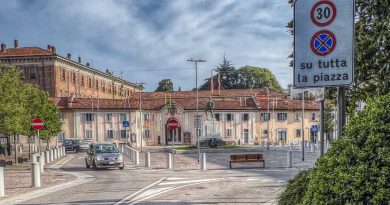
310, 30, 337, 56
32, 118, 44, 130
311, 0, 337, 27
167, 117, 179, 130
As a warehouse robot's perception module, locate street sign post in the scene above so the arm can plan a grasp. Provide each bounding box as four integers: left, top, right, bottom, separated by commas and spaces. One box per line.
122, 120, 130, 128
294, 0, 355, 88
32, 118, 44, 154
167, 117, 179, 130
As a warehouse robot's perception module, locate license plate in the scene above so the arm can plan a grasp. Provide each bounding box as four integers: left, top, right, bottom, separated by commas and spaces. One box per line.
109, 161, 115, 165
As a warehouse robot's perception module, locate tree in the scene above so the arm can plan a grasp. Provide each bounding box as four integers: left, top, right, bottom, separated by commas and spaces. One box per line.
199, 57, 239, 90
155, 79, 173, 92
303, 94, 390, 204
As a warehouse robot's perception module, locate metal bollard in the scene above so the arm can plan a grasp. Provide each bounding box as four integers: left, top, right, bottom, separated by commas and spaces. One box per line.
135, 151, 140, 165
201, 153, 207, 170
131, 150, 135, 162
31, 162, 41, 187
145, 152, 151, 168
32, 153, 37, 163
287, 150, 292, 168
0, 166, 4, 197
121, 144, 124, 153
45, 151, 50, 164
39, 154, 45, 173
166, 153, 172, 169
289, 142, 293, 151
50, 149, 54, 162
54, 148, 58, 160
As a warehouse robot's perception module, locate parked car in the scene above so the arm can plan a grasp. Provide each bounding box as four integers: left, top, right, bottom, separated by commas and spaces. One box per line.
85, 142, 124, 170
63, 139, 82, 153
78, 141, 89, 152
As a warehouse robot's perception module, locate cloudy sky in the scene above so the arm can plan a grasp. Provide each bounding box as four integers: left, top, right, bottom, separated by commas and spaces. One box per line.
0, 0, 293, 91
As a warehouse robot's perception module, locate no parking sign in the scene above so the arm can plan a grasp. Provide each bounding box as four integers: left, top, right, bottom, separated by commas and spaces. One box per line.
294, 0, 355, 88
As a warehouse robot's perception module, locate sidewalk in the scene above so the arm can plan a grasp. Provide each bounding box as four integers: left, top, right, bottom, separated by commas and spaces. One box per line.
1, 155, 76, 200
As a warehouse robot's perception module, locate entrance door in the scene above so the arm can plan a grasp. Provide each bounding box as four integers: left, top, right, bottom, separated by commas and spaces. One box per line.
244, 129, 249, 144
166, 127, 182, 145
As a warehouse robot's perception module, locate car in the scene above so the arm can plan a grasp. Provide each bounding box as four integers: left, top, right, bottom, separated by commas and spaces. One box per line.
85, 142, 124, 170
63, 139, 82, 153
78, 141, 89, 152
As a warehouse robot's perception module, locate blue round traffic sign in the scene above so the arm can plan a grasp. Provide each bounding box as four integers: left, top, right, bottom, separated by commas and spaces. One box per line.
310, 30, 336, 56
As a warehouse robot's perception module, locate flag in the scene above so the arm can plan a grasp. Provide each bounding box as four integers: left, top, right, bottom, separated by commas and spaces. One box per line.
218, 69, 221, 95
210, 70, 214, 95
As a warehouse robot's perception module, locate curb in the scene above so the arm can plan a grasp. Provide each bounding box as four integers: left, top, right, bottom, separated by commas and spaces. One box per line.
0, 155, 95, 205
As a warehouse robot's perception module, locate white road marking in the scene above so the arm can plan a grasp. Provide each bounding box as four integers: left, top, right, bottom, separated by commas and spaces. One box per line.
158, 178, 224, 186
113, 177, 166, 205
246, 178, 262, 181
131, 187, 172, 201
165, 177, 186, 181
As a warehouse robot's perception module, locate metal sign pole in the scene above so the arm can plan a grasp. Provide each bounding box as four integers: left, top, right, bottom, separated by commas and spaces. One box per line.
320, 100, 325, 156
337, 87, 346, 139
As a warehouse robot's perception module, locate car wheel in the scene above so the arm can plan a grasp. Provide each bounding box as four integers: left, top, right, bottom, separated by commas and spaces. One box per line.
85, 159, 90, 168
93, 160, 98, 170
119, 166, 124, 170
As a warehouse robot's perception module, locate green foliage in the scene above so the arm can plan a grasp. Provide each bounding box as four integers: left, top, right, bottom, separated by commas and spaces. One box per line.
304, 94, 390, 204
199, 57, 283, 92
279, 169, 312, 205
155, 79, 173, 92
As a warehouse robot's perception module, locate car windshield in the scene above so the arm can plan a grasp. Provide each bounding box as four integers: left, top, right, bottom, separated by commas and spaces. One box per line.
93, 144, 119, 154
64, 140, 74, 145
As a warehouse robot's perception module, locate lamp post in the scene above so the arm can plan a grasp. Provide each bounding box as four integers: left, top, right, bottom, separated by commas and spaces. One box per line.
301, 89, 305, 161
265, 87, 270, 150
187, 58, 206, 163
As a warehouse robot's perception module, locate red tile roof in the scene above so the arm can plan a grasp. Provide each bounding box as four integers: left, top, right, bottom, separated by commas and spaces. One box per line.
0, 47, 55, 57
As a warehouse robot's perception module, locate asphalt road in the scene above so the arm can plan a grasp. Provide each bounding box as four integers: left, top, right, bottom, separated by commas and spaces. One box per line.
17, 152, 301, 205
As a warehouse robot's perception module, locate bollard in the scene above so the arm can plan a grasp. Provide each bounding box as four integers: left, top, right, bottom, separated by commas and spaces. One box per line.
201, 153, 207, 170
54, 148, 58, 160
45, 151, 50, 164
131, 150, 135, 162
50, 149, 54, 162
311, 143, 315, 152
39, 154, 45, 173
287, 150, 293, 168
0, 166, 4, 197
121, 144, 124, 153
289, 142, 293, 151
272, 142, 276, 150
166, 153, 173, 169
145, 152, 151, 168
31, 162, 41, 187
57, 148, 60, 158
135, 151, 140, 165
300, 142, 303, 151
32, 153, 37, 163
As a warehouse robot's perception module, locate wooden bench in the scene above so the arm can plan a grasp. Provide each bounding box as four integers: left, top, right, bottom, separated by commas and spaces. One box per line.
230, 154, 265, 168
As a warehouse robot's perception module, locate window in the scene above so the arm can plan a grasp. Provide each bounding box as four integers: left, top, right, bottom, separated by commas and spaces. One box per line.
81, 76, 84, 86
72, 72, 76, 84
29, 67, 36, 79
106, 130, 114, 139
85, 130, 92, 139
261, 113, 270, 121
262, 129, 268, 137
30, 136, 36, 143
108, 84, 112, 93
226, 114, 233, 121
120, 113, 127, 121
88, 78, 92, 88
196, 128, 202, 137
18, 67, 25, 79
120, 130, 127, 139
242, 113, 249, 121
106, 113, 112, 122
102, 82, 106, 92
277, 113, 287, 121
96, 80, 99, 90
15, 135, 20, 142
113, 85, 117, 94
144, 129, 150, 138
312, 113, 317, 121
214, 113, 220, 121
295, 112, 301, 121
61, 69, 66, 81
85, 113, 94, 122
278, 129, 287, 140
296, 129, 301, 138
58, 132, 65, 141
60, 113, 65, 122
144, 113, 150, 121
227, 128, 232, 137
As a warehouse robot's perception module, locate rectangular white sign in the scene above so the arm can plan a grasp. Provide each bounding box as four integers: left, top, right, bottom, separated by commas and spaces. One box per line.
294, 0, 354, 88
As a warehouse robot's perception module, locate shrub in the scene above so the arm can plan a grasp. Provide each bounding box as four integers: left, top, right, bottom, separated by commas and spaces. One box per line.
303, 94, 390, 204
278, 169, 312, 205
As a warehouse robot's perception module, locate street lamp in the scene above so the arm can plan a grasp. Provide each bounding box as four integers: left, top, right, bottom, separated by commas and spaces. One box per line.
301, 89, 305, 161
187, 58, 206, 163
265, 87, 270, 150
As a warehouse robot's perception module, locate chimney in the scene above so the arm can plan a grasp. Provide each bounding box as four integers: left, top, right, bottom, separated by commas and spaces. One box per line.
66, 53, 71, 59
47, 45, 52, 52
51, 46, 56, 53
14, 39, 19, 48
78, 56, 82, 63
1, 43, 6, 52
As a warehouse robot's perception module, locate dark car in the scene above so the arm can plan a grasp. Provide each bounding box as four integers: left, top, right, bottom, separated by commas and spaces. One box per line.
63, 139, 82, 153
85, 142, 124, 170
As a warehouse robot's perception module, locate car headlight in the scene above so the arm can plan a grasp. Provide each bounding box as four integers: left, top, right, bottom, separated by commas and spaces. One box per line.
96, 156, 103, 161
118, 155, 123, 161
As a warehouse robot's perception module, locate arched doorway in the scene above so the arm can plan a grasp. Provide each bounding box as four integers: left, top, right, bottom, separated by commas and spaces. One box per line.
165, 118, 182, 145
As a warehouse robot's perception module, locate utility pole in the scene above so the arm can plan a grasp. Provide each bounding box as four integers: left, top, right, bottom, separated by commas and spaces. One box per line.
137, 82, 146, 152
187, 58, 206, 163
265, 87, 270, 150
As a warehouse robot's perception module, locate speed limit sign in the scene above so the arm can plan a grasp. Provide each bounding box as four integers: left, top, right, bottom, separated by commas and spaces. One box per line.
310, 0, 337, 26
